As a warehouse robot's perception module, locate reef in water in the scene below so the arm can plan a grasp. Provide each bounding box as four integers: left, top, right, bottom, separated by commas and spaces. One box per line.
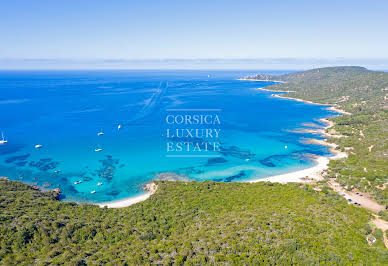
219, 145, 255, 160
214, 171, 246, 182
155, 172, 190, 182
206, 157, 227, 166
0, 144, 25, 156
15, 161, 28, 167
5, 154, 30, 164
29, 158, 60, 171
95, 155, 120, 181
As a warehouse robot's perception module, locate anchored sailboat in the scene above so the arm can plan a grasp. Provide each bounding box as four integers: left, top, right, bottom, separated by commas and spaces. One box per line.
0, 132, 8, 145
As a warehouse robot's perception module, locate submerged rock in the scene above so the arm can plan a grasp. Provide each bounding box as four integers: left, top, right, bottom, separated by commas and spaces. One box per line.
29, 158, 60, 171
95, 155, 120, 181
206, 157, 227, 166
155, 172, 190, 182
219, 146, 255, 160
5, 154, 30, 163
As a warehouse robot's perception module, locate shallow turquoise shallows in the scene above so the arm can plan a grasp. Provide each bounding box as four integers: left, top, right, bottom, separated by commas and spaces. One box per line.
0, 70, 338, 203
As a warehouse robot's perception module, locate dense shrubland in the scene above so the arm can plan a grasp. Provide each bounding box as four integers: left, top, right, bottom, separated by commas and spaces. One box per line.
1, 180, 387, 264
250, 66, 388, 206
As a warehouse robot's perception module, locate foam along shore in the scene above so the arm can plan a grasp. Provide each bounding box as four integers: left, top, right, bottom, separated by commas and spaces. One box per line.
98, 182, 157, 208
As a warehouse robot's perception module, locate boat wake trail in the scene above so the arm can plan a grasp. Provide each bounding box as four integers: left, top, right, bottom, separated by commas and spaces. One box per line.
123, 81, 168, 126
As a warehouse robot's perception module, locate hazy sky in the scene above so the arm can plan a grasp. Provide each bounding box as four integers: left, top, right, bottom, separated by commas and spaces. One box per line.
0, 0, 387, 60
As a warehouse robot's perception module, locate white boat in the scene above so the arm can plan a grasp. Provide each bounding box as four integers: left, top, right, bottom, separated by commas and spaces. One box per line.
74, 180, 82, 185
0, 132, 8, 144
117, 124, 122, 130
94, 148, 103, 152
97, 182, 103, 186
97, 129, 104, 136
54, 170, 61, 173
35, 144, 43, 149
284, 145, 288, 149
90, 190, 96, 194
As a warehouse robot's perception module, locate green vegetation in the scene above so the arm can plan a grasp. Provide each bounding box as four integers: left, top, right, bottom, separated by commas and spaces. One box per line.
1, 179, 387, 264
1, 66, 387, 264
248, 66, 388, 206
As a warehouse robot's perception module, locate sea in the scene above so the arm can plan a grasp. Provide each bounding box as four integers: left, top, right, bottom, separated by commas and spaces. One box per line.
0, 70, 338, 203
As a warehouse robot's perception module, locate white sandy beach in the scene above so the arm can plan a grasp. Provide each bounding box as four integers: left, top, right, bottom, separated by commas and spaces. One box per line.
249, 156, 329, 183
98, 192, 152, 208
98, 182, 157, 208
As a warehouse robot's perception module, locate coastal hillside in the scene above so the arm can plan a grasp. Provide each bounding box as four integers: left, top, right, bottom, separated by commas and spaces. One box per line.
1, 179, 387, 264
246, 66, 388, 208
246, 66, 388, 112
1, 66, 388, 264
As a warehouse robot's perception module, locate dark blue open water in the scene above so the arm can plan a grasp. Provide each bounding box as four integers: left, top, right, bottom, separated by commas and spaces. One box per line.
0, 70, 338, 203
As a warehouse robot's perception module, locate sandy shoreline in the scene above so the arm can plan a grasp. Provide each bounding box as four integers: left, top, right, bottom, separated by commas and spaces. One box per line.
97, 88, 350, 208
255, 88, 352, 116
254, 87, 296, 93
249, 156, 329, 183
98, 182, 157, 208
98, 192, 153, 208
248, 90, 349, 184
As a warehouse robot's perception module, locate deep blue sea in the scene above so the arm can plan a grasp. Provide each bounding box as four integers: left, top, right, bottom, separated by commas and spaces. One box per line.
0, 70, 338, 203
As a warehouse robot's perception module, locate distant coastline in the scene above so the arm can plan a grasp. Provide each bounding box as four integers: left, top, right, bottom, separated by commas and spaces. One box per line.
238, 78, 286, 83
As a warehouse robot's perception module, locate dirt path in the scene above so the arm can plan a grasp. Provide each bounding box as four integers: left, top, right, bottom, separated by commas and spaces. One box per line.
373, 217, 388, 249
328, 180, 388, 249
328, 179, 385, 213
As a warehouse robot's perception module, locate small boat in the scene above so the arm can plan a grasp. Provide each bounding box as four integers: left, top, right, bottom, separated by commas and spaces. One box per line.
97, 182, 103, 186
97, 129, 104, 136
0, 132, 8, 145
90, 190, 96, 194
94, 148, 103, 152
35, 144, 43, 149
284, 145, 288, 149
117, 124, 122, 130
74, 180, 82, 185
54, 170, 61, 173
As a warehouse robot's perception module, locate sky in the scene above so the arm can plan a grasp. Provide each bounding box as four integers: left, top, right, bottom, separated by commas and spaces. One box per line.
0, 0, 387, 69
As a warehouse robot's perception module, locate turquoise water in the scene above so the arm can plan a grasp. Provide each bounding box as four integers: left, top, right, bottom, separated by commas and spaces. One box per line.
0, 70, 337, 203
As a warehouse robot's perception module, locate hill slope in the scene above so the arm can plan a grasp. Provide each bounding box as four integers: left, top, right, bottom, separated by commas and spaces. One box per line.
246, 66, 388, 207
1, 180, 387, 264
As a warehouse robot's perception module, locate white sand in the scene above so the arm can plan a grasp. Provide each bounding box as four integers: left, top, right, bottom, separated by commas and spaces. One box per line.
98, 192, 152, 208
98, 183, 157, 208
249, 156, 329, 183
